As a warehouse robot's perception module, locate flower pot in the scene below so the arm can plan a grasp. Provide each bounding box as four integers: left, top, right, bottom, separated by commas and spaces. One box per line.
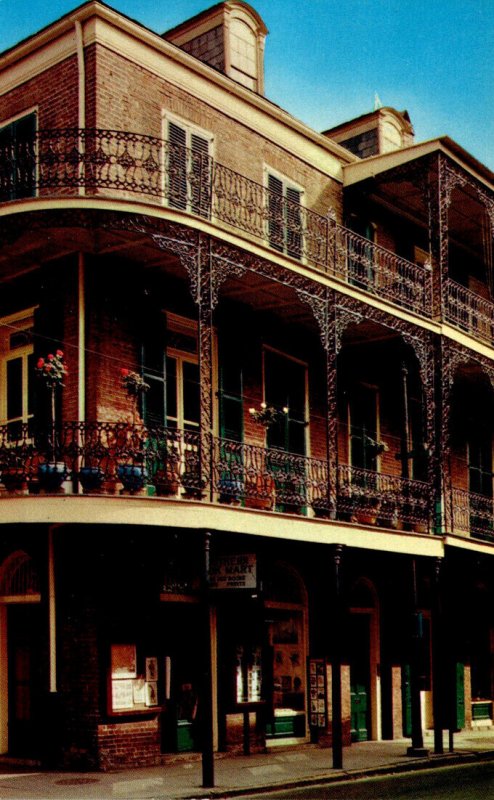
78, 466, 105, 493
218, 478, 243, 505
1, 467, 28, 493
38, 462, 67, 492
154, 469, 179, 496
117, 464, 147, 494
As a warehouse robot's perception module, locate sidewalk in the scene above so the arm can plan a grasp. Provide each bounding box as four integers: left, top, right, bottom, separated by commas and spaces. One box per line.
0, 730, 492, 800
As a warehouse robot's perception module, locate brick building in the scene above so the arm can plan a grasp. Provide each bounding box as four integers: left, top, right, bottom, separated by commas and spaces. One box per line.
0, 0, 493, 774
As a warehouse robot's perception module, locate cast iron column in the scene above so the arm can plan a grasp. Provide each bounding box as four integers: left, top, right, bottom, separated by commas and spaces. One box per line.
201, 531, 215, 788
431, 556, 444, 753
331, 544, 344, 769
406, 558, 428, 757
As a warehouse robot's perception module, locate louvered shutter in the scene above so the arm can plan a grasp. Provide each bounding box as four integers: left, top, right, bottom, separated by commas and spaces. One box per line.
190, 133, 211, 218
167, 121, 187, 210
268, 173, 283, 251
286, 186, 302, 259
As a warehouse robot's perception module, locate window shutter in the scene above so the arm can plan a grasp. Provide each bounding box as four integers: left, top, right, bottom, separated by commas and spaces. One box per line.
286, 186, 302, 259
190, 133, 211, 217
167, 122, 187, 210
268, 173, 283, 251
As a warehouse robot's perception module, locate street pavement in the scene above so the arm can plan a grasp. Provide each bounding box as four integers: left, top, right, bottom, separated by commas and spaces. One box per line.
0, 729, 492, 799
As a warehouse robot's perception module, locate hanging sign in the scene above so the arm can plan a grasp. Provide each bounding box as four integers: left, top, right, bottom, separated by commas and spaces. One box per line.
210, 553, 257, 590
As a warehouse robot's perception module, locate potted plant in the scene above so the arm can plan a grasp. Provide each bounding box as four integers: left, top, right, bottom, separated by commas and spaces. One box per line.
117, 368, 149, 493
35, 349, 68, 492
312, 495, 334, 519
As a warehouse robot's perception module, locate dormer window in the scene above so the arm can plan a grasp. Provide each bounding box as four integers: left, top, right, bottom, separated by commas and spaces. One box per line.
164, 1, 267, 95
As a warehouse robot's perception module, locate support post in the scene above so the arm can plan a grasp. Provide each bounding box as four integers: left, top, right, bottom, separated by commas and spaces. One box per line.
406, 558, 429, 757
331, 544, 344, 769
201, 531, 215, 788
431, 557, 444, 754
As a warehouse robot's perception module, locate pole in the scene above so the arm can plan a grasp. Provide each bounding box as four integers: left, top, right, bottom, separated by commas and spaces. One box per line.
431, 557, 444, 754
331, 544, 344, 769
201, 531, 215, 788
406, 558, 428, 756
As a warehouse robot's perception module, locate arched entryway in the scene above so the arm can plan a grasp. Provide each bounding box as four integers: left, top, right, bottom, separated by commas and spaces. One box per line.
0, 550, 42, 757
348, 578, 380, 742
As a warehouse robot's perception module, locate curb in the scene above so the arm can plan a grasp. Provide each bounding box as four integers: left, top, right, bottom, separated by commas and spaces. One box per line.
183, 749, 494, 799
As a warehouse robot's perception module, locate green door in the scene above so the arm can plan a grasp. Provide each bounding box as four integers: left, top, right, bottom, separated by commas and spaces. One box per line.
402, 663, 412, 737
455, 662, 465, 730
349, 614, 370, 742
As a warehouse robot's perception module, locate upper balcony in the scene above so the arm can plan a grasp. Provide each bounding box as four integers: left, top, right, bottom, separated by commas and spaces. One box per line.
0, 127, 432, 319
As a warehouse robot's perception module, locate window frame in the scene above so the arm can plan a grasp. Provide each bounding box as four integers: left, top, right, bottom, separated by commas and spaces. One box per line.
0, 108, 38, 201
0, 308, 36, 433
264, 167, 304, 261
162, 113, 213, 217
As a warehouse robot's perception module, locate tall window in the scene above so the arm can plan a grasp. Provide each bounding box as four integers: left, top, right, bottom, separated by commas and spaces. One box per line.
0, 311, 35, 440
264, 349, 307, 456
349, 385, 379, 471
267, 172, 302, 259
142, 314, 199, 432
0, 113, 36, 202
165, 119, 212, 218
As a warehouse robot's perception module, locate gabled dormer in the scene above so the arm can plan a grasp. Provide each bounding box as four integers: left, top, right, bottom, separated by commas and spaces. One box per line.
164, 1, 268, 94
323, 107, 415, 158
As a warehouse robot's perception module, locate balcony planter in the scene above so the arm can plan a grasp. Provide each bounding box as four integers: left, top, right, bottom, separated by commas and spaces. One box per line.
154, 468, 179, 497
78, 466, 105, 493
311, 497, 335, 519
218, 477, 243, 505
245, 476, 275, 510
181, 476, 206, 500
38, 462, 67, 492
117, 464, 147, 494
1, 467, 28, 493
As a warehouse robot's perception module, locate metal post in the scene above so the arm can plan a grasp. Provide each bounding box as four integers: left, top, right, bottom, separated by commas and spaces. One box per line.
407, 558, 429, 757
201, 531, 215, 788
331, 544, 344, 769
431, 557, 444, 754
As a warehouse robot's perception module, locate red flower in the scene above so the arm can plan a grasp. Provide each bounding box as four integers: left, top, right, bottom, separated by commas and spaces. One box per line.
47, 353, 54, 361
120, 368, 130, 377
56, 349, 64, 357
37, 358, 45, 368
45, 364, 52, 371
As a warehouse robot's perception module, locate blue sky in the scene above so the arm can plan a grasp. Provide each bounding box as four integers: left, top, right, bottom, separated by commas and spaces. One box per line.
1, 0, 493, 170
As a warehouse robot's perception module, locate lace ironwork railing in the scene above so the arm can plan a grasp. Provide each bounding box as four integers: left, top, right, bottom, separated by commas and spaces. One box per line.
451, 487, 494, 541
337, 464, 430, 530
331, 225, 432, 316
0, 423, 434, 531
0, 128, 432, 317
212, 436, 328, 512
445, 279, 494, 345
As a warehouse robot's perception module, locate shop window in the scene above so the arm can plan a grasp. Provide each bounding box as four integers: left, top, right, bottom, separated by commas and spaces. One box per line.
0, 112, 36, 201
109, 644, 160, 713
165, 118, 212, 217
266, 172, 303, 259
0, 310, 35, 441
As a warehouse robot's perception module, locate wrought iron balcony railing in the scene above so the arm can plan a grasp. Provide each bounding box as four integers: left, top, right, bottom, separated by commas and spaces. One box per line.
0, 128, 432, 317
445, 279, 494, 346
0, 421, 435, 534
451, 487, 494, 542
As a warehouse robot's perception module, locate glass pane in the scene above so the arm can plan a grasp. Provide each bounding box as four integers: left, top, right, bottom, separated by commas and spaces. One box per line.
166, 358, 177, 422
7, 358, 22, 421
183, 361, 200, 425
144, 377, 165, 427
27, 352, 35, 417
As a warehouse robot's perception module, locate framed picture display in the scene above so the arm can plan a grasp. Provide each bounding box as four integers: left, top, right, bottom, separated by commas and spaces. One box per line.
112, 678, 134, 710
145, 681, 158, 707
145, 656, 158, 682
111, 644, 137, 678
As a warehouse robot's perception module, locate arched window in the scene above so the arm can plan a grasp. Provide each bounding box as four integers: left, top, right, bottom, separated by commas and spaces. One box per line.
0, 551, 40, 601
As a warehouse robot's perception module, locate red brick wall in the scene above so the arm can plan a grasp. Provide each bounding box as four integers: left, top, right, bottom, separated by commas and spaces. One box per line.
0, 56, 79, 127
97, 719, 162, 770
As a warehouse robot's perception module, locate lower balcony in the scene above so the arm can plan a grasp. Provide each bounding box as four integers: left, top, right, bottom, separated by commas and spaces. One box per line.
0, 422, 432, 533
451, 488, 494, 542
